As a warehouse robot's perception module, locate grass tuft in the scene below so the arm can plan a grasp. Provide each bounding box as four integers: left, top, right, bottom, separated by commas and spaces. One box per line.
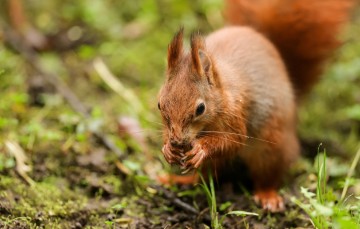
198, 170, 258, 228
291, 147, 360, 229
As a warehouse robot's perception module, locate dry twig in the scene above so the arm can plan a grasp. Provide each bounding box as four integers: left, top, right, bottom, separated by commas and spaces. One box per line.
151, 185, 199, 214
3, 27, 124, 159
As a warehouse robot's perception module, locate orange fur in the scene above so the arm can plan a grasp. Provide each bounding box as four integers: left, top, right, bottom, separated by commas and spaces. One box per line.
224, 0, 353, 97
167, 27, 184, 73
158, 0, 352, 212
157, 173, 199, 185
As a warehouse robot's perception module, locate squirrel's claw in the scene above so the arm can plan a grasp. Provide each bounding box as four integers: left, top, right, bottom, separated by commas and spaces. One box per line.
181, 168, 192, 174
254, 189, 285, 213
162, 144, 182, 164
181, 143, 207, 171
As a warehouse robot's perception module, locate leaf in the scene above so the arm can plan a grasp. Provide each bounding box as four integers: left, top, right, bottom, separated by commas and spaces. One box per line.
0, 154, 15, 171
219, 201, 232, 211
177, 188, 202, 198
226, 210, 259, 217
104, 221, 114, 226
301, 187, 316, 199
123, 159, 141, 172
343, 105, 360, 120
313, 202, 333, 216
333, 216, 359, 229
111, 204, 124, 210
5, 140, 35, 186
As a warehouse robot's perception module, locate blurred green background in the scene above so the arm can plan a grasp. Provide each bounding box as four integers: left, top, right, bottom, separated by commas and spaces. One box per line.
1, 0, 359, 151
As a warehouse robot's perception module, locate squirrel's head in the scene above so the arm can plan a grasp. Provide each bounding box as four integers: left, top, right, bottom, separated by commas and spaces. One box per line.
158, 28, 224, 149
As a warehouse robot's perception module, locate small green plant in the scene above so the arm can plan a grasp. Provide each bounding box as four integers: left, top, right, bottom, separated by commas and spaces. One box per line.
199, 171, 220, 228
104, 220, 114, 227
292, 146, 360, 229
199, 171, 258, 229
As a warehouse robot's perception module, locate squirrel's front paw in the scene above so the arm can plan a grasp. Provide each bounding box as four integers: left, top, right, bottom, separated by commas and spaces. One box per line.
162, 143, 183, 164
181, 142, 207, 173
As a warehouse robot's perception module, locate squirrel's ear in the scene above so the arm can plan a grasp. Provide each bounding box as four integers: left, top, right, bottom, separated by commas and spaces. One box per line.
190, 32, 206, 75
167, 27, 184, 71
198, 49, 211, 74
191, 33, 214, 84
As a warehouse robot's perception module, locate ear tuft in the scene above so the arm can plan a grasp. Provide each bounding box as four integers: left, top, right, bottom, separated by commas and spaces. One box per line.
167, 27, 184, 70
191, 32, 213, 83
190, 32, 206, 74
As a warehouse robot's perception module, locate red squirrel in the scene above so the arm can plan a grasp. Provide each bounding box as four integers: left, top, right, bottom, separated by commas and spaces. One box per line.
157, 0, 353, 212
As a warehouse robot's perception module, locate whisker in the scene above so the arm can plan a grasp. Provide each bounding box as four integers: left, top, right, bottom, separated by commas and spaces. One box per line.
151, 135, 165, 139
138, 118, 165, 127
216, 110, 249, 124
147, 121, 165, 127
117, 129, 164, 135
199, 130, 275, 144
218, 136, 248, 147
198, 132, 249, 147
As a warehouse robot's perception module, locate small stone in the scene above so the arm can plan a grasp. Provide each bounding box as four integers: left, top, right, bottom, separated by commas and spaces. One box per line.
106, 213, 116, 221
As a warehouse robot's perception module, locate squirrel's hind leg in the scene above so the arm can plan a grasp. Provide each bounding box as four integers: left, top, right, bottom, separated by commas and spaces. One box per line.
244, 125, 299, 212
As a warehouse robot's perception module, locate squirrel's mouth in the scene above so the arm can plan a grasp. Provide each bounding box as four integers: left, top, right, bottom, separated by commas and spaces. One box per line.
169, 138, 192, 152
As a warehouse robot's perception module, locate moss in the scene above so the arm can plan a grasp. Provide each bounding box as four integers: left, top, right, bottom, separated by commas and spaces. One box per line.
0, 175, 87, 227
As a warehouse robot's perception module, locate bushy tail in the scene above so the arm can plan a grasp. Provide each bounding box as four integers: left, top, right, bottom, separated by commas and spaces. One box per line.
224, 0, 353, 97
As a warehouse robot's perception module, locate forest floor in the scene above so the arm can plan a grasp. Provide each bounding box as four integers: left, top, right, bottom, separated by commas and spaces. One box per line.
1, 1, 360, 228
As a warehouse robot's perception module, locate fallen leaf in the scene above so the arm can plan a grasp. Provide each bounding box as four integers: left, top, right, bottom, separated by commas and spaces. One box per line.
76, 149, 106, 168
5, 140, 35, 186
117, 116, 145, 146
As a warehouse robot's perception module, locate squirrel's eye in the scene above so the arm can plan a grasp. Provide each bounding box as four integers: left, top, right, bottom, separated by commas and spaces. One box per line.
157, 102, 161, 110
195, 103, 205, 116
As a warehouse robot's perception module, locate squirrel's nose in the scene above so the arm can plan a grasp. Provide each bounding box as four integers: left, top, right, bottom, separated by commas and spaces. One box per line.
170, 139, 183, 148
